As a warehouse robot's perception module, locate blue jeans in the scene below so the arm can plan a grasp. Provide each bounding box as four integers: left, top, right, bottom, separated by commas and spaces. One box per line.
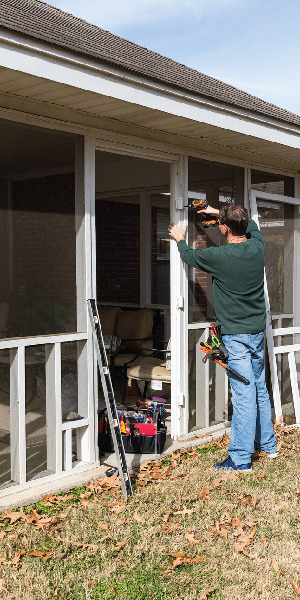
222, 332, 277, 466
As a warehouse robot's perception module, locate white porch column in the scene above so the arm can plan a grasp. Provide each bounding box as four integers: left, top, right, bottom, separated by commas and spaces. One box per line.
75, 135, 97, 464
170, 155, 189, 439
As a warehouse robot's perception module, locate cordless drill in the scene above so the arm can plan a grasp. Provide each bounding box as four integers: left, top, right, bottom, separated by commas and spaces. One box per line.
189, 198, 218, 228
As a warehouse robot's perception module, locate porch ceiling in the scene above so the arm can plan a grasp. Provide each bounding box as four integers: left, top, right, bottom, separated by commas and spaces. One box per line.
1, 67, 300, 174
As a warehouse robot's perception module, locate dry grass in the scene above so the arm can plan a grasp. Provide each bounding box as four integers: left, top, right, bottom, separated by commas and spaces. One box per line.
0, 425, 300, 600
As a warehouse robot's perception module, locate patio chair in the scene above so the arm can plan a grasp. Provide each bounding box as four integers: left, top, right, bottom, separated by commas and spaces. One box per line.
125, 339, 171, 402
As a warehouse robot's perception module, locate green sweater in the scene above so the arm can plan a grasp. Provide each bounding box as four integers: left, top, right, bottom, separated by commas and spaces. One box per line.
177, 218, 266, 334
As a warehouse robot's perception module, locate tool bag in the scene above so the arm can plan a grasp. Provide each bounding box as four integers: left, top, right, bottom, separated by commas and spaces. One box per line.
98, 411, 166, 454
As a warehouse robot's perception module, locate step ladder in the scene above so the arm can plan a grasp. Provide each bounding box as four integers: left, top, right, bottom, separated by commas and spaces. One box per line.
88, 299, 133, 498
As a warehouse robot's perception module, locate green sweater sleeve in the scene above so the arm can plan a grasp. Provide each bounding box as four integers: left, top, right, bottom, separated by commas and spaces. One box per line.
176, 217, 264, 272
246, 217, 264, 245
177, 240, 219, 273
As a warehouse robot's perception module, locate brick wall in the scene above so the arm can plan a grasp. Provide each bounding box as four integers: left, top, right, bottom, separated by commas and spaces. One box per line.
151, 206, 158, 304
9, 174, 76, 336
96, 198, 141, 304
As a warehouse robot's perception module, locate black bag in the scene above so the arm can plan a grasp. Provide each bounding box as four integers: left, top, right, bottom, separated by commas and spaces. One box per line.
98, 428, 167, 454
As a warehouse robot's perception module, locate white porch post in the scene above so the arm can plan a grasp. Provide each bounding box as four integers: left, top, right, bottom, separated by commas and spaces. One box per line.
170, 155, 189, 439
75, 135, 97, 464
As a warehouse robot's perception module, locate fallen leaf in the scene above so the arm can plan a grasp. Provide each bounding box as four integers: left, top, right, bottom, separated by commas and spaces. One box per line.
42, 551, 54, 560
185, 532, 201, 545
112, 541, 127, 552
111, 504, 126, 515
162, 522, 180, 534
88, 580, 96, 586
242, 550, 256, 559
95, 522, 109, 531
192, 556, 204, 563
231, 518, 242, 526
27, 550, 46, 557
0, 550, 7, 563
263, 538, 269, 548
133, 511, 143, 523
0, 532, 5, 540
0, 579, 7, 592
5, 508, 25, 524
199, 588, 215, 599
198, 487, 211, 502
257, 473, 266, 480
161, 510, 172, 523
290, 580, 300, 595
271, 559, 279, 571
8, 532, 20, 540
173, 506, 194, 517
120, 559, 128, 567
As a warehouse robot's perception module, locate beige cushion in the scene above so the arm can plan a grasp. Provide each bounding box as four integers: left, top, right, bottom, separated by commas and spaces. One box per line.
98, 306, 121, 336
127, 357, 171, 384
115, 308, 153, 353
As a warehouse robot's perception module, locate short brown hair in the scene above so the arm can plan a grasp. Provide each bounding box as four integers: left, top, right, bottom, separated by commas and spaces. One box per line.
219, 204, 248, 236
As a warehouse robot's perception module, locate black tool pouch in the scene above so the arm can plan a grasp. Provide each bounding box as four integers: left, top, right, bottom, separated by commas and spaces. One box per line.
215, 325, 229, 361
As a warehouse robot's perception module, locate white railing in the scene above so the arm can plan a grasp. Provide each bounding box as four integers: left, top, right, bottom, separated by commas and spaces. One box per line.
0, 331, 97, 497
272, 325, 300, 424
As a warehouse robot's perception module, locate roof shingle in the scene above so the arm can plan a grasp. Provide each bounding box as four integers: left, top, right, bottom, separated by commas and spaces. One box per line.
0, 0, 300, 128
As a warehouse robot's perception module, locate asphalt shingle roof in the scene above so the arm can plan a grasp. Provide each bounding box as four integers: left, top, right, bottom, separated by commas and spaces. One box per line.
1, 0, 300, 128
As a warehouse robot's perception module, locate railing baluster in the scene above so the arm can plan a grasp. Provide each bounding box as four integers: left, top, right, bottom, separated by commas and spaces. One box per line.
196, 328, 210, 429
288, 351, 300, 424
45, 343, 62, 474
10, 347, 26, 484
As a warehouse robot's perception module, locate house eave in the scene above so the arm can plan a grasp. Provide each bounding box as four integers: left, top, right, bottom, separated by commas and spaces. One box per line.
1, 28, 300, 153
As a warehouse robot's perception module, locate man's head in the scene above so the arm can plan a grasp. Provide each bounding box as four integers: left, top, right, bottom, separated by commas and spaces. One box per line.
219, 203, 249, 236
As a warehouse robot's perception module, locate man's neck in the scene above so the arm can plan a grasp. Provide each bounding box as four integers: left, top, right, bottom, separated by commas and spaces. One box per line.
227, 232, 247, 244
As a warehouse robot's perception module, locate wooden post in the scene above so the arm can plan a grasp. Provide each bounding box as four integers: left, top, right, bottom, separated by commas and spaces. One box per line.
75, 136, 97, 464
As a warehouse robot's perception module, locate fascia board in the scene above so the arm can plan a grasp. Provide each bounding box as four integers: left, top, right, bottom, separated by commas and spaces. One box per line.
1, 29, 300, 151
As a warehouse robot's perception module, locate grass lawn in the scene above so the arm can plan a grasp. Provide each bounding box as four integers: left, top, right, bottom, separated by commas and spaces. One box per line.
0, 423, 300, 600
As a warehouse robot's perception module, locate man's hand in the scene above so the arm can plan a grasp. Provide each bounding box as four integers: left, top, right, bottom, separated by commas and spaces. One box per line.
168, 222, 187, 243
197, 205, 219, 216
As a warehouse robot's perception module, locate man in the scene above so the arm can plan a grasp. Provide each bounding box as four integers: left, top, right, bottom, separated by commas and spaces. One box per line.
168, 203, 277, 472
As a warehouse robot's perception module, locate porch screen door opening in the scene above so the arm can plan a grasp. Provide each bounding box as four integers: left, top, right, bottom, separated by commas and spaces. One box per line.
250, 190, 300, 425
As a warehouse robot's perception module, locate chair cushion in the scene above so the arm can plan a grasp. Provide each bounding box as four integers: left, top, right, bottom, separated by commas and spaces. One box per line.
127, 357, 171, 384
115, 308, 153, 353
98, 306, 121, 336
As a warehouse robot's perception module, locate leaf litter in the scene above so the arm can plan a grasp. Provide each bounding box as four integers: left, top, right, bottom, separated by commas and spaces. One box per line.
0, 423, 300, 599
